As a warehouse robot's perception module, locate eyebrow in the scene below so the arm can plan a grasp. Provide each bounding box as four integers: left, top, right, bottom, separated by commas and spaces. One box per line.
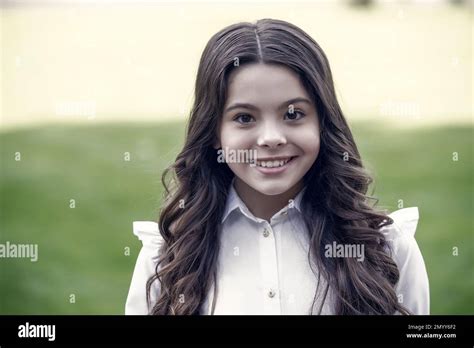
224, 97, 312, 114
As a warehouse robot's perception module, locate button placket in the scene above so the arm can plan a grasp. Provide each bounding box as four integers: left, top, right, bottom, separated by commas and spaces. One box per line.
269, 208, 291, 226
259, 223, 281, 314
263, 228, 270, 238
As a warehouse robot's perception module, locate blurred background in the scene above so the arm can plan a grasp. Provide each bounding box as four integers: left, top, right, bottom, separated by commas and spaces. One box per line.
0, 0, 472, 314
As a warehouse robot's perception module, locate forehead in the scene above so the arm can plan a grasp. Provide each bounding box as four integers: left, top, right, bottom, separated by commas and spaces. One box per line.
225, 63, 312, 108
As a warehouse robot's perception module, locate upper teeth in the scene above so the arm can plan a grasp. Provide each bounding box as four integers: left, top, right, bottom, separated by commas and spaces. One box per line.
256, 158, 291, 168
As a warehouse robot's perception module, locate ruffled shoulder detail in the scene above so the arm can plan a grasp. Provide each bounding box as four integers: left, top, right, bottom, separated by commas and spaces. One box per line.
380, 207, 419, 241
388, 207, 419, 237
132, 221, 164, 249
378, 207, 429, 314
125, 221, 164, 314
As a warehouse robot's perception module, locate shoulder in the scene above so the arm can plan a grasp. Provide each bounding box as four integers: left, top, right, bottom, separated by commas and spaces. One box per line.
379, 207, 430, 314
379, 207, 420, 257
125, 221, 164, 315
132, 221, 164, 251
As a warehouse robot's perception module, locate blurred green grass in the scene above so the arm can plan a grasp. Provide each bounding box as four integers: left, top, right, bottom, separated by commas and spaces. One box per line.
0, 121, 472, 314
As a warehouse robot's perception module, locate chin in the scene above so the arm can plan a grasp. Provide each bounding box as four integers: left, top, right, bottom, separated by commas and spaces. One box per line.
248, 181, 295, 196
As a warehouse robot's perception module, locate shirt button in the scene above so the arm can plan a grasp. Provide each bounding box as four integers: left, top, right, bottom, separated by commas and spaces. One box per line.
268, 289, 276, 298
263, 228, 270, 237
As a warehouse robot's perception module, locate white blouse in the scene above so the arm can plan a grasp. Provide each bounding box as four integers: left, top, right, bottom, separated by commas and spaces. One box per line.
125, 183, 430, 315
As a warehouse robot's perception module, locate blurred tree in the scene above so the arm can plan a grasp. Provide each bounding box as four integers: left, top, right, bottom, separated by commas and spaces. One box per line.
348, 0, 374, 8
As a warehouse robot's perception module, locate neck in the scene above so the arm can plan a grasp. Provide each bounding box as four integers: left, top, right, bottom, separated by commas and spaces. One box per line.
233, 178, 303, 222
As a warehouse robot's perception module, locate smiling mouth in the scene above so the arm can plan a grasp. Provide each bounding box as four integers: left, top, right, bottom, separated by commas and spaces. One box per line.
255, 156, 297, 168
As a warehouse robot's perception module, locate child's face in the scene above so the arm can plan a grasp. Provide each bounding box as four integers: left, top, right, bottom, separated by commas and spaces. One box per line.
216, 63, 320, 196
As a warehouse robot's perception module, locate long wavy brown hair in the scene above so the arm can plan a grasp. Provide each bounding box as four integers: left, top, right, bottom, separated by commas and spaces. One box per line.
147, 18, 411, 315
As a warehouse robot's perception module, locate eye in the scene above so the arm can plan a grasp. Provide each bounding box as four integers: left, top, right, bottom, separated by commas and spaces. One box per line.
284, 110, 305, 121
234, 113, 255, 124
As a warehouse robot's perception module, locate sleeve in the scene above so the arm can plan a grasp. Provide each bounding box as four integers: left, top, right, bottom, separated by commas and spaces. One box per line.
125, 221, 164, 315
383, 207, 430, 315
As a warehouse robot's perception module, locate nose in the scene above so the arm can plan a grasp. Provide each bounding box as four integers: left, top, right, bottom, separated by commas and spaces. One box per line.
256, 121, 287, 148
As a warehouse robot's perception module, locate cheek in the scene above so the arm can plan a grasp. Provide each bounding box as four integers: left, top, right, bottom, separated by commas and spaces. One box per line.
306, 136, 320, 160
218, 126, 253, 175
293, 126, 320, 158
219, 126, 253, 149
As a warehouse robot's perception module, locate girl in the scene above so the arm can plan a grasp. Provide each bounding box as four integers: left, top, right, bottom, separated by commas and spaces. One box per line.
125, 19, 429, 315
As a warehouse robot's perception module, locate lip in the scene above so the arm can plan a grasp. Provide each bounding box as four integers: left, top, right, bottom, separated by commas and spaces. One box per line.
254, 156, 297, 175
257, 156, 294, 161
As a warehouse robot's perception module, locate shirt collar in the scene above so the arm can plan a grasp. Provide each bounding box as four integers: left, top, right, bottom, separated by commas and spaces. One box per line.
221, 177, 306, 223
